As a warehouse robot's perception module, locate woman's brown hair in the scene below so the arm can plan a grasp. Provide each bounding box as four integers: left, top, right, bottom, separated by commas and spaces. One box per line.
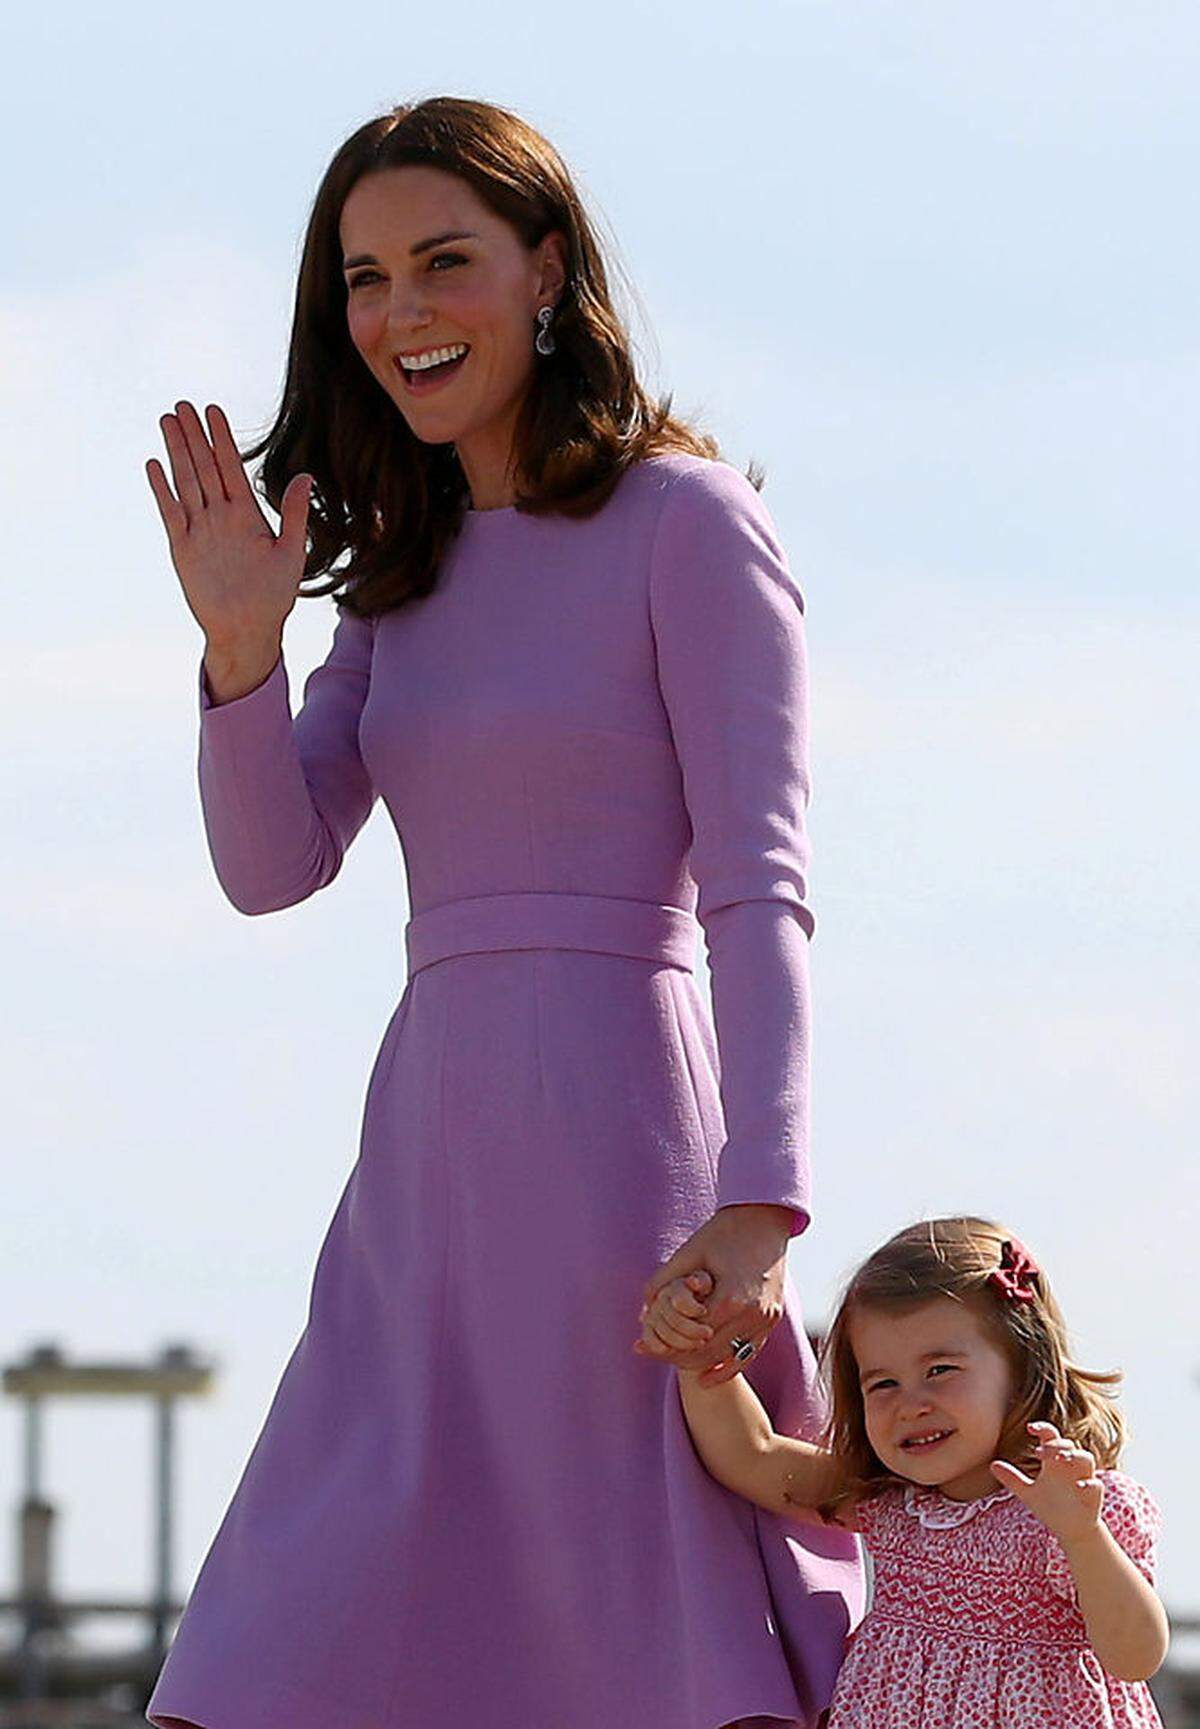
816, 1216, 1126, 1523
240, 96, 756, 619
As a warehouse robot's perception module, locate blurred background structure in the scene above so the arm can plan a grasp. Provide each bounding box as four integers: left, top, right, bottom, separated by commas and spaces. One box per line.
0, 1345, 212, 1726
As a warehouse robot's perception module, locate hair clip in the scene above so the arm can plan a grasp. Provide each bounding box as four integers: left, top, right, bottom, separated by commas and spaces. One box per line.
987, 1236, 1040, 1304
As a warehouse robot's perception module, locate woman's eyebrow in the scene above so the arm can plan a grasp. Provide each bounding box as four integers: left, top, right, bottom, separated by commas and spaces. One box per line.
342, 230, 479, 270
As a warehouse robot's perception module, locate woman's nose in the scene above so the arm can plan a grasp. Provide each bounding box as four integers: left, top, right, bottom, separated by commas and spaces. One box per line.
387, 289, 434, 336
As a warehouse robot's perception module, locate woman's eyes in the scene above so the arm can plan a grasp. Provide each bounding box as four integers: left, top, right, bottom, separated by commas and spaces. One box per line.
348, 253, 466, 289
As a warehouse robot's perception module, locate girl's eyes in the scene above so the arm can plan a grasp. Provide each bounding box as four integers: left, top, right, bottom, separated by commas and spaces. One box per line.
864, 1365, 958, 1395
348, 253, 467, 289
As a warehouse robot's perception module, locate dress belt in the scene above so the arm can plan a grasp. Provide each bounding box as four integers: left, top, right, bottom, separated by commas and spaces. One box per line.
404, 891, 698, 978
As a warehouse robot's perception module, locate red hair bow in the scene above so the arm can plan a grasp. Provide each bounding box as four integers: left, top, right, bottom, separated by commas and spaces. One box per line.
987, 1237, 1040, 1304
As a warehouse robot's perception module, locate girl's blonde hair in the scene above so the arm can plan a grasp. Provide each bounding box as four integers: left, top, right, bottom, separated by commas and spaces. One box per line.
817, 1216, 1125, 1521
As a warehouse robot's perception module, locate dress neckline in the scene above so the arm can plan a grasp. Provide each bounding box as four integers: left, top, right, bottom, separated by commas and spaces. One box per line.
901, 1482, 1013, 1529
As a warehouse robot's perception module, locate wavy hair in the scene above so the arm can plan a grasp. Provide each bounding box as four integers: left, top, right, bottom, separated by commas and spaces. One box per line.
816, 1216, 1126, 1523
239, 96, 756, 619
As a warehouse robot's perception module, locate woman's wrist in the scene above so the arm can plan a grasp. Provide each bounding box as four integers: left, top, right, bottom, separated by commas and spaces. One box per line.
203, 634, 283, 705
716, 1202, 793, 1251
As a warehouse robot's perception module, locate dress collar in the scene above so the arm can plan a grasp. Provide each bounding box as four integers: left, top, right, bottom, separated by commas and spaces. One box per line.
901, 1481, 1013, 1529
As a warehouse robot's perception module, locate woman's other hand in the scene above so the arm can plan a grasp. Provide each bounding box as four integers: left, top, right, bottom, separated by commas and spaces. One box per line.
634, 1203, 792, 1386
146, 401, 312, 698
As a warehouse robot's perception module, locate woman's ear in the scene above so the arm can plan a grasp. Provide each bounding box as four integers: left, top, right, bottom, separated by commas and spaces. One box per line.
536, 229, 568, 304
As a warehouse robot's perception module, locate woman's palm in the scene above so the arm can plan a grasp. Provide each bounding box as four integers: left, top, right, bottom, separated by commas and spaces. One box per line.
145, 399, 311, 647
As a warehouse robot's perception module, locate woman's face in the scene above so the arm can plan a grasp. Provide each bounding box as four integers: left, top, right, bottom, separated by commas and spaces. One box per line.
338, 165, 566, 505
848, 1295, 1016, 1501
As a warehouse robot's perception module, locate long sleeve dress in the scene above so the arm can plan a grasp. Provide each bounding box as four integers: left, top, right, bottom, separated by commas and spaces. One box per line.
145, 450, 866, 1729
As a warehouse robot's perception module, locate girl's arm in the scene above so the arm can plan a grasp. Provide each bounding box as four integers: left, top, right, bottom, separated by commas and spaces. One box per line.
676, 1367, 840, 1524
991, 1423, 1169, 1683
1058, 1522, 1169, 1681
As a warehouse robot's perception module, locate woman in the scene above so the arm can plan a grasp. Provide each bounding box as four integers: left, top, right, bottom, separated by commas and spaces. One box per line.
143, 97, 864, 1729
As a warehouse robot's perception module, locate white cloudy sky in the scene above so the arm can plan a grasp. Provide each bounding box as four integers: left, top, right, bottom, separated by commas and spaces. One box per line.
1, 0, 1196, 1641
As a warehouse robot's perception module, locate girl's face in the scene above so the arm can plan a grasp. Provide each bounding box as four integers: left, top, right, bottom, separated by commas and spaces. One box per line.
338, 165, 566, 509
848, 1295, 1016, 1501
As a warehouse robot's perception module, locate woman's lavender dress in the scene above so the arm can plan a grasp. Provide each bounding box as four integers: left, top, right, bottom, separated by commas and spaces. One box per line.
146, 452, 865, 1729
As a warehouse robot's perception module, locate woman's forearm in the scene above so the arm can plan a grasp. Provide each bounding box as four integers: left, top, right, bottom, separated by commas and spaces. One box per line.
1059, 1523, 1170, 1682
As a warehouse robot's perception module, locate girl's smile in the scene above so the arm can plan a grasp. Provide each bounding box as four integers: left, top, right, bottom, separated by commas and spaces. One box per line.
848, 1296, 1016, 1501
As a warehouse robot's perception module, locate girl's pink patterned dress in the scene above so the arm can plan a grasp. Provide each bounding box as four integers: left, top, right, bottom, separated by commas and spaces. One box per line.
826, 1469, 1164, 1728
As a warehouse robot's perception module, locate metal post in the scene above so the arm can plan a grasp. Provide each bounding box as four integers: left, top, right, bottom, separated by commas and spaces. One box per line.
23, 1396, 41, 1499
151, 1391, 175, 1658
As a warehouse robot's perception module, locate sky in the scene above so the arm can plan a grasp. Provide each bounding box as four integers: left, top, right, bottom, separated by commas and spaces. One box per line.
1, 0, 1197, 1651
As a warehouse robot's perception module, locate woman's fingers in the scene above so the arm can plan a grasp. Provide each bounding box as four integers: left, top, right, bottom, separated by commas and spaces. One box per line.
278, 472, 313, 564
206, 402, 264, 514
173, 399, 227, 507
160, 412, 204, 521
145, 457, 187, 547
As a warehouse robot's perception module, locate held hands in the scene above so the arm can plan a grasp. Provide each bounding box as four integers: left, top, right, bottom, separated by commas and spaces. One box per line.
632, 1203, 791, 1387
639, 1271, 717, 1365
990, 1421, 1104, 1547
145, 400, 312, 654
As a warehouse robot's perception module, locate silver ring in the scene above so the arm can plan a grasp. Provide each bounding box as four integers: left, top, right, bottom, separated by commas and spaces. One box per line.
729, 1336, 756, 1362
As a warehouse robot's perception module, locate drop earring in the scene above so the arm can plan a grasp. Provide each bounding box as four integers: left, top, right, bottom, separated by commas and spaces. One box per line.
534, 305, 556, 356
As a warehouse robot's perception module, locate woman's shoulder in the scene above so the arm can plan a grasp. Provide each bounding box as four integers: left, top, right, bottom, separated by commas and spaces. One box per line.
631, 452, 793, 602
632, 450, 771, 518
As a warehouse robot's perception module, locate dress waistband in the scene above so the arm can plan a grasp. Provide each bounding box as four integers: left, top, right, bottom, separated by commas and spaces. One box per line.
404, 891, 698, 978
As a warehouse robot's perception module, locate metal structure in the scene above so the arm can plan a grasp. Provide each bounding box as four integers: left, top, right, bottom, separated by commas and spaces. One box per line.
0, 1342, 213, 1725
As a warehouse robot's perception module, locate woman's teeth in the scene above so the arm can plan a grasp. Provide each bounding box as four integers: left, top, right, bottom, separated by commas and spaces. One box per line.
394, 345, 470, 394
400, 342, 469, 371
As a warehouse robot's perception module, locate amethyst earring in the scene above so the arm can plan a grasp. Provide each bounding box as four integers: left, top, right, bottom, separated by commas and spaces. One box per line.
534, 305, 556, 356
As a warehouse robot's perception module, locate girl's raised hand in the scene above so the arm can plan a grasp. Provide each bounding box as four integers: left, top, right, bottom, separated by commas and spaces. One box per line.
635, 1270, 715, 1357
990, 1420, 1104, 1545
146, 401, 312, 651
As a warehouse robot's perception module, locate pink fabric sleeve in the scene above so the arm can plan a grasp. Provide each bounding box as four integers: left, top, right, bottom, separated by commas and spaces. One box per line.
648, 461, 815, 1238
1045, 1470, 1163, 1602
196, 606, 377, 914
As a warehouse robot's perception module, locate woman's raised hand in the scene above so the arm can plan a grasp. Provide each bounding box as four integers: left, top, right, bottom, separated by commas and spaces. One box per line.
146, 401, 312, 666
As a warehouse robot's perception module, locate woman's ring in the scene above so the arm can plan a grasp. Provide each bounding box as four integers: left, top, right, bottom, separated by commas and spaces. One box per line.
729, 1336, 756, 1362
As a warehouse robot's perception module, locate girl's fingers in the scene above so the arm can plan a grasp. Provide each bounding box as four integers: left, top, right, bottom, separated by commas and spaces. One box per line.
173, 400, 226, 508
652, 1286, 712, 1335
669, 1287, 709, 1319
648, 1310, 711, 1350
990, 1458, 1034, 1492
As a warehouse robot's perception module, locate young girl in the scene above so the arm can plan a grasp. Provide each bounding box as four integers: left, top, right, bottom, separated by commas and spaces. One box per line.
642, 1216, 1168, 1727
